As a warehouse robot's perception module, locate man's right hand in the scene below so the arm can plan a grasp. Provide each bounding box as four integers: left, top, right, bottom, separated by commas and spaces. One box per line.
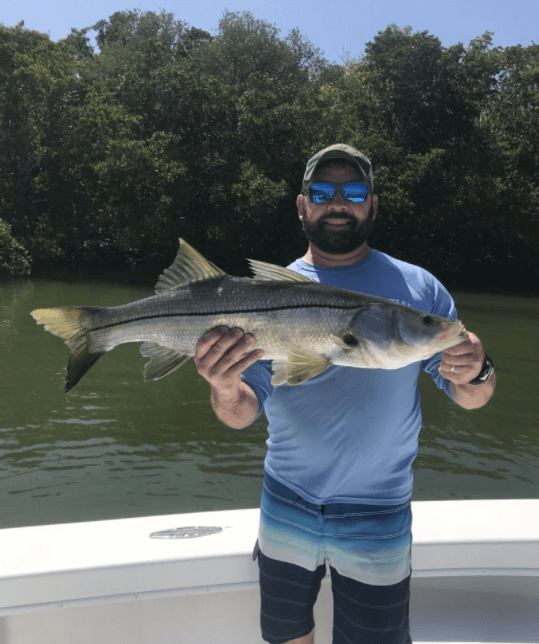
193, 326, 265, 392
194, 326, 265, 429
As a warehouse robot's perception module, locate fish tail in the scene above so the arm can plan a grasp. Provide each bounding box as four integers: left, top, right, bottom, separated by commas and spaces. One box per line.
31, 307, 104, 392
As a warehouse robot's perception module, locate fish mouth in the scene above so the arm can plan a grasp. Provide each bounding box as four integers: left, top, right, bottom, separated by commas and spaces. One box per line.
437, 320, 467, 346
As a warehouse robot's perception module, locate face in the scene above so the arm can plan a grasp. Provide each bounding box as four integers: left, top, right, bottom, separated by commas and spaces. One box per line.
297, 165, 378, 255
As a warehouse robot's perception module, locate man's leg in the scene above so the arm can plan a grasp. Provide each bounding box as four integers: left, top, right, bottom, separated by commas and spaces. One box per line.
283, 629, 314, 644
323, 501, 413, 644
257, 550, 325, 643
331, 568, 411, 644
255, 473, 327, 644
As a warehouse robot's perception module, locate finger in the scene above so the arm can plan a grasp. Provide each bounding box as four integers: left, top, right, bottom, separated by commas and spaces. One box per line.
195, 326, 229, 358
439, 364, 468, 375
439, 360, 482, 385
438, 364, 463, 375
202, 328, 254, 373
440, 354, 477, 367
222, 347, 266, 378
441, 372, 469, 386
216, 330, 258, 367
438, 365, 465, 385
442, 340, 475, 356
443, 331, 481, 354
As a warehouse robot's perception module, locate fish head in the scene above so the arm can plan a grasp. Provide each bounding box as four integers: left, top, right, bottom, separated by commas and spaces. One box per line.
334, 304, 467, 369
391, 305, 466, 353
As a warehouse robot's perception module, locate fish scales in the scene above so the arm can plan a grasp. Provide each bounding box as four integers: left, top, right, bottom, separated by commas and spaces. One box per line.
31, 239, 467, 392
86, 278, 358, 359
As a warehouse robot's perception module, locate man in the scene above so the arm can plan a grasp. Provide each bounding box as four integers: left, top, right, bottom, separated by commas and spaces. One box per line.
194, 144, 496, 644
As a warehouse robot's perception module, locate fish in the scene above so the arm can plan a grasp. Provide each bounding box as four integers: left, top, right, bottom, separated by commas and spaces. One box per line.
31, 239, 467, 392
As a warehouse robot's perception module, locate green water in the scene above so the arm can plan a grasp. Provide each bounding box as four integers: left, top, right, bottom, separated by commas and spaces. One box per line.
0, 277, 537, 529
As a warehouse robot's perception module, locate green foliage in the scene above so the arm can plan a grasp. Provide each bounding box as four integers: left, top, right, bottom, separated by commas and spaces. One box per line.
0, 15, 538, 291
92, 9, 207, 66
0, 220, 31, 277
197, 11, 325, 87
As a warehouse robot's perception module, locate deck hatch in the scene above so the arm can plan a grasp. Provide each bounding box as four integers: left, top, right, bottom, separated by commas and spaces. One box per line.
149, 526, 223, 539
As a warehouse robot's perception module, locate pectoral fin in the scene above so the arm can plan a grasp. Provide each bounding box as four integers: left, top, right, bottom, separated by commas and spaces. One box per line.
271, 348, 331, 386
140, 342, 191, 381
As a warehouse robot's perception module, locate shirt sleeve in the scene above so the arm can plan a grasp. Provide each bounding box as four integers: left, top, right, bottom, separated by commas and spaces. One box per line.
422, 276, 458, 400
240, 360, 274, 420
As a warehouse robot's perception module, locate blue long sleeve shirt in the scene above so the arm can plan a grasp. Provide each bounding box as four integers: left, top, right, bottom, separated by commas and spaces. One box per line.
241, 249, 457, 505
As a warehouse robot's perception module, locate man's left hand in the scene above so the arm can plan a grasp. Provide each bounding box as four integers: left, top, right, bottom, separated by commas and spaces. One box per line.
439, 331, 485, 385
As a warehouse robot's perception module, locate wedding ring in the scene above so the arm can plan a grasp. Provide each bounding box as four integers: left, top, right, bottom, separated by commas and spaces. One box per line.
450, 365, 456, 373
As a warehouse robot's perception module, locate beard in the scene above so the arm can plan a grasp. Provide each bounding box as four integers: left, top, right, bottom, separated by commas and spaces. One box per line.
301, 203, 376, 254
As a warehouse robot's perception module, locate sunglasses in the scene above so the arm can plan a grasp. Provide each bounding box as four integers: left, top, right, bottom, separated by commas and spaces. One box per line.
308, 181, 369, 204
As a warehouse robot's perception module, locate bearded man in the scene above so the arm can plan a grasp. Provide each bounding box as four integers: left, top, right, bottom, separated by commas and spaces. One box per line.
194, 144, 496, 644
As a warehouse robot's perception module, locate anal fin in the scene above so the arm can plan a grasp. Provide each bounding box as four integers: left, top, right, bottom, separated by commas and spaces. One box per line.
140, 342, 191, 381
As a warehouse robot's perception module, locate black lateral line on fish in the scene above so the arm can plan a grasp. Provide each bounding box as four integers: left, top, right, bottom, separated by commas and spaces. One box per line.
88, 303, 363, 333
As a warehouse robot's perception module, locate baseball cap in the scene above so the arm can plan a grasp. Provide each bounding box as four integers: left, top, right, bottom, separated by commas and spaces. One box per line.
302, 144, 374, 192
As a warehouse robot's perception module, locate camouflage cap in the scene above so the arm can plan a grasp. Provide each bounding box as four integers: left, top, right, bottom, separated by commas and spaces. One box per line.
302, 144, 374, 192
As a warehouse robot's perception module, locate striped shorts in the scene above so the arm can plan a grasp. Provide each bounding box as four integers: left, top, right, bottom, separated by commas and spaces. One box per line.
254, 472, 412, 644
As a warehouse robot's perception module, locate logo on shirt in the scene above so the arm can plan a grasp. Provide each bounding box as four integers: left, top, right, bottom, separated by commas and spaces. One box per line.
387, 298, 414, 308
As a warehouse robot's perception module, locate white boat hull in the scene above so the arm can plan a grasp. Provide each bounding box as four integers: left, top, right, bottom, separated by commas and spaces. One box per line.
1, 500, 538, 643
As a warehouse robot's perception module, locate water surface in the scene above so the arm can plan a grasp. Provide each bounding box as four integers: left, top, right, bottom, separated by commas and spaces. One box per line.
0, 278, 537, 529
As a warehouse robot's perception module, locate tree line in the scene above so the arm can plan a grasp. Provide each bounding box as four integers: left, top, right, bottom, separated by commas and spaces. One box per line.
1, 10, 538, 292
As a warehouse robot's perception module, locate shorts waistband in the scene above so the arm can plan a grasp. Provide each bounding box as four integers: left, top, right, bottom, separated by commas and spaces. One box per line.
263, 471, 411, 517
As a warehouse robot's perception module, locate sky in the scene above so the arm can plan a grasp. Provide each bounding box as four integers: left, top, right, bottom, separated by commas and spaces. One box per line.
1, 0, 537, 62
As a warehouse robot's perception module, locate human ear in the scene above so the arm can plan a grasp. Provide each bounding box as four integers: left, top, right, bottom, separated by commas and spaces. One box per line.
296, 194, 306, 221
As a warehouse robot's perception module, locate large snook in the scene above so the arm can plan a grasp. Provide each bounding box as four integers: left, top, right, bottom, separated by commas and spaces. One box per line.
31, 239, 467, 392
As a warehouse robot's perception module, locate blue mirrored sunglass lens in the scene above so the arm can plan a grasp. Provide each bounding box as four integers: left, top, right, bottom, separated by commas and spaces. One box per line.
309, 182, 369, 203
342, 183, 369, 202
309, 183, 336, 203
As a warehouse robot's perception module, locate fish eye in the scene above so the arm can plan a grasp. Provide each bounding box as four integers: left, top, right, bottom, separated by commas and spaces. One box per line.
342, 333, 359, 347
422, 316, 434, 326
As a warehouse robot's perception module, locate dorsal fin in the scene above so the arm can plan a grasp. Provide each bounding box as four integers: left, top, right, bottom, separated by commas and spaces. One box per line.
155, 239, 227, 294
247, 259, 313, 283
